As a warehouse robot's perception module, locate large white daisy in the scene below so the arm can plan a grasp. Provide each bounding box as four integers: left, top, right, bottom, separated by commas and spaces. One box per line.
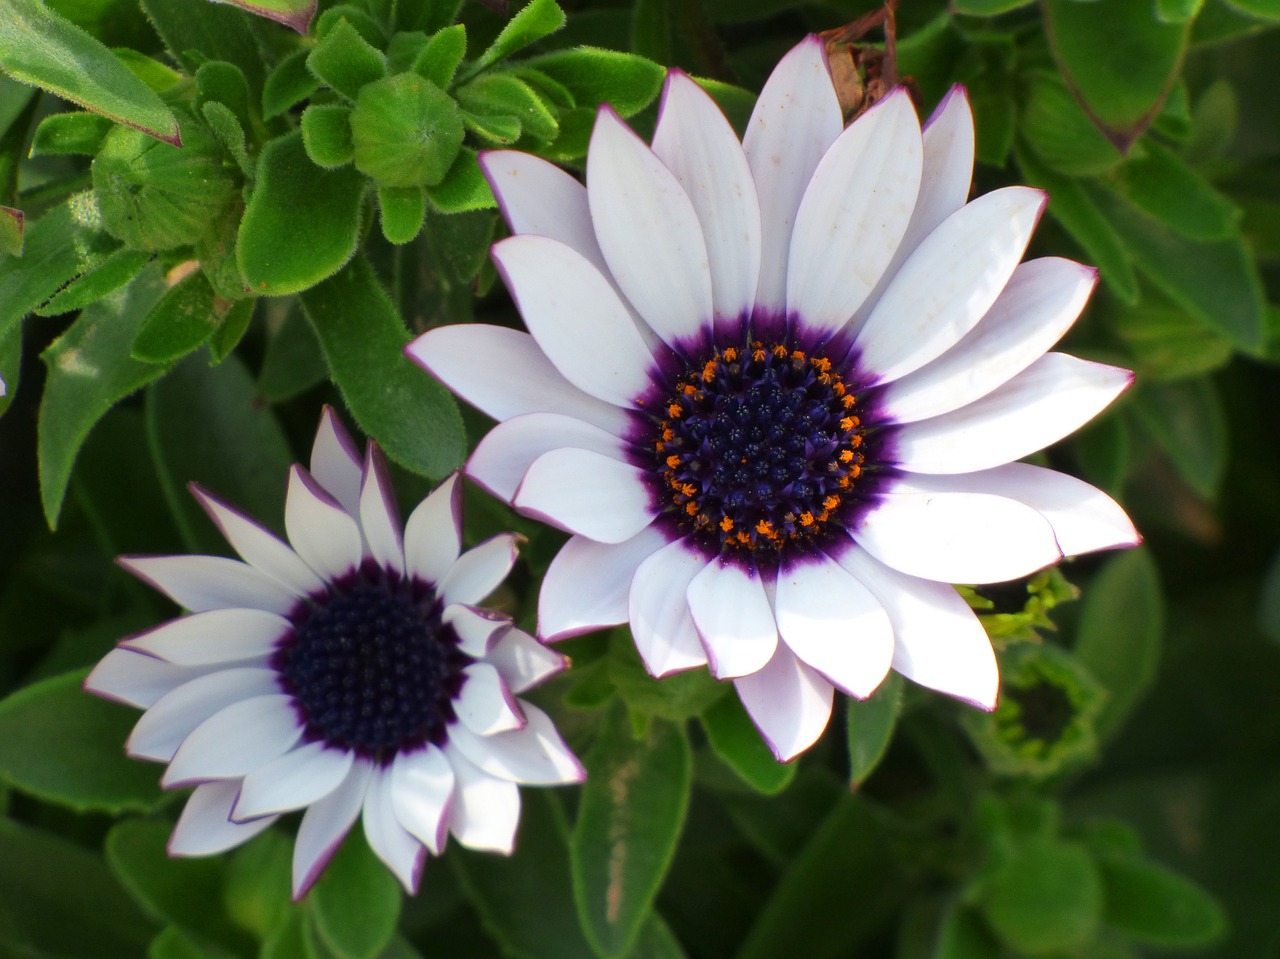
85, 409, 583, 897
406, 37, 1138, 762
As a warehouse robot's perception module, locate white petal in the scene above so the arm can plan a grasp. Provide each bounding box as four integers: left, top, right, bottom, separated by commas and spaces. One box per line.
443, 603, 512, 657
404, 473, 462, 586
163, 694, 303, 788
310, 407, 364, 518
407, 325, 633, 434
857, 186, 1047, 385
480, 150, 606, 270
587, 106, 713, 347
786, 89, 922, 339
835, 548, 997, 709
485, 628, 568, 694
893, 353, 1134, 474
852, 482, 1061, 584
651, 70, 761, 324
467, 411, 626, 503
491, 235, 655, 408
285, 466, 362, 582
391, 745, 455, 855
359, 445, 405, 576
628, 539, 711, 677
687, 560, 777, 679
169, 781, 278, 857
127, 667, 281, 762
439, 533, 520, 607
539, 527, 667, 642
121, 608, 290, 666
444, 744, 520, 854
774, 556, 894, 699
733, 644, 834, 762
456, 662, 525, 736
85, 648, 213, 709
120, 554, 299, 614
362, 765, 426, 894
193, 486, 325, 598
879, 257, 1097, 423
906, 463, 1140, 557
743, 35, 843, 314
233, 741, 355, 821
293, 759, 374, 899
449, 701, 584, 785
514, 448, 655, 545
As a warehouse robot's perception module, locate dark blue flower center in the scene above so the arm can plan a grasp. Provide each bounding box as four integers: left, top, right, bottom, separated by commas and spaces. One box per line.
646, 340, 872, 560
273, 566, 470, 760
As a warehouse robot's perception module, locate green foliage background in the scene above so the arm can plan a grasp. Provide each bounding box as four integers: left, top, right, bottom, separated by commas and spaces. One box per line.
1, 0, 1279, 956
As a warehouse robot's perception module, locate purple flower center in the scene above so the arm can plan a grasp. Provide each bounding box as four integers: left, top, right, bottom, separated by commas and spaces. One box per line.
643, 339, 880, 562
273, 565, 471, 760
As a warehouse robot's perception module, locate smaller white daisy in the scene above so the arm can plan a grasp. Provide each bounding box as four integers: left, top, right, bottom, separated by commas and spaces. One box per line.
86, 408, 583, 898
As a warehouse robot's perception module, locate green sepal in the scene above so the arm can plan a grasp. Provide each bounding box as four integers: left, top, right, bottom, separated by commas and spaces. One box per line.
458, 72, 559, 143
263, 48, 319, 119
377, 185, 426, 244
131, 268, 221, 364
237, 131, 367, 297
194, 60, 252, 135
301, 103, 355, 168
845, 671, 903, 788
461, 0, 566, 82
307, 19, 388, 101
350, 73, 465, 187
425, 147, 495, 212
414, 23, 467, 90
30, 111, 114, 156
701, 692, 797, 795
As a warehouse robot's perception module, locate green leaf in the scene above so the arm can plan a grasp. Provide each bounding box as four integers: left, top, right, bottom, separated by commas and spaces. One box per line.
1109, 289, 1233, 381
264, 48, 320, 119
106, 819, 254, 955
148, 925, 241, 959
0, 0, 180, 143
525, 46, 663, 116
608, 629, 727, 721
953, 0, 1034, 12
115, 48, 186, 93
195, 60, 252, 133
203, 100, 254, 179
208, 0, 316, 33
424, 147, 495, 213
378, 185, 426, 244
700, 692, 797, 795
1129, 376, 1227, 500
413, 23, 466, 89
0, 318, 20, 416
307, 833, 401, 959
845, 671, 903, 788
1096, 850, 1227, 948
1021, 69, 1125, 176
258, 301, 329, 401
1221, 0, 1280, 17
929, 904, 1004, 959
0, 668, 163, 812
458, 72, 559, 143
627, 915, 688, 959
631, 0, 671, 62
1014, 143, 1138, 304
979, 837, 1103, 954
572, 707, 692, 958
132, 269, 221, 364
299, 256, 465, 478
1108, 139, 1239, 240
145, 352, 292, 554
302, 103, 355, 168
141, 0, 264, 89
39, 265, 171, 528
462, 0, 566, 81
315, 4, 385, 46
224, 830, 293, 942
1042, 0, 1189, 149
237, 131, 366, 296
30, 110, 114, 156
0, 202, 20, 255
1073, 548, 1163, 738
1157, 0, 1205, 21
0, 817, 156, 958
308, 18, 387, 101
736, 795, 903, 959
453, 791, 598, 959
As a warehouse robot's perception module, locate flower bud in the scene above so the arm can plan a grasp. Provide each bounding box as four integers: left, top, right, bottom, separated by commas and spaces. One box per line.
349, 72, 464, 188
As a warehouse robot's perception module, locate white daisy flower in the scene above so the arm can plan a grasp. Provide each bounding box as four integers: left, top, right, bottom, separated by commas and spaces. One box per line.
85, 408, 583, 897
406, 37, 1138, 762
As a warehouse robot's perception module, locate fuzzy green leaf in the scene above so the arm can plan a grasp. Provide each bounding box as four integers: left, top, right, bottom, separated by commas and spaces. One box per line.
263, 48, 319, 119
237, 131, 366, 296
463, 0, 566, 80
38, 266, 171, 528
525, 46, 663, 116
377, 185, 426, 244
132, 269, 220, 363
30, 110, 114, 156
701, 692, 797, 795
846, 672, 903, 788
425, 147, 495, 212
141, 0, 264, 88
0, 669, 164, 813
208, 0, 315, 33
458, 72, 559, 143
414, 23, 466, 89
308, 18, 387, 101
299, 256, 465, 478
0, 0, 180, 144
302, 103, 355, 168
